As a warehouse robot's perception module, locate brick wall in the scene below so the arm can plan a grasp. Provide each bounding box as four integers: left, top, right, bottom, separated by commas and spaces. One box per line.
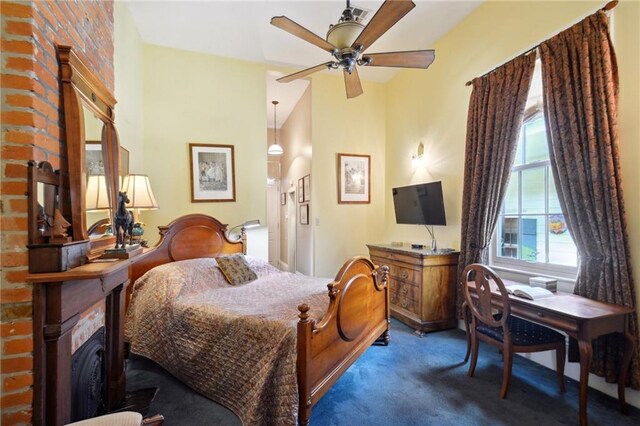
1, 1, 114, 424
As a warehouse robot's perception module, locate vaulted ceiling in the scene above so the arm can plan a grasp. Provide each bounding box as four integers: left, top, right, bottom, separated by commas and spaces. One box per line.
126, 1, 483, 126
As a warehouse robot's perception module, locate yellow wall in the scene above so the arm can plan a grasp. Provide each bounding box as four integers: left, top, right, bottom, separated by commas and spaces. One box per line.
385, 0, 639, 405
141, 45, 268, 250
311, 74, 387, 278
115, 2, 145, 175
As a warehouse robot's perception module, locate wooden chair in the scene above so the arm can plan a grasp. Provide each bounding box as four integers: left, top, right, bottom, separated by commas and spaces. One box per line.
462, 264, 566, 398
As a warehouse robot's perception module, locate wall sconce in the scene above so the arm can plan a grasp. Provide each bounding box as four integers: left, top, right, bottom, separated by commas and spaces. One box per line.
411, 142, 425, 168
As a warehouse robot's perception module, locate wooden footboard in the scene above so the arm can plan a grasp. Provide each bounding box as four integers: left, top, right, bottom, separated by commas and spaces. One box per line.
296, 257, 390, 425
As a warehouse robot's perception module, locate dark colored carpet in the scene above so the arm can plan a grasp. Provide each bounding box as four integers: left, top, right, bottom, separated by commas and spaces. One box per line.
126, 319, 640, 425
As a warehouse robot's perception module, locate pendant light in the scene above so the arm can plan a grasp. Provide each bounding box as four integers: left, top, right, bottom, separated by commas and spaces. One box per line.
268, 100, 284, 156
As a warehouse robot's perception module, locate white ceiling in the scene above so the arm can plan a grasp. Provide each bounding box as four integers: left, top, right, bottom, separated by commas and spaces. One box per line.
126, 0, 483, 125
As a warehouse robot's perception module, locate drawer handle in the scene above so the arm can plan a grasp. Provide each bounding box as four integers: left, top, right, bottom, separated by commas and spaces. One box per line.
537, 312, 545, 318
401, 286, 408, 295
402, 298, 408, 309
401, 271, 408, 279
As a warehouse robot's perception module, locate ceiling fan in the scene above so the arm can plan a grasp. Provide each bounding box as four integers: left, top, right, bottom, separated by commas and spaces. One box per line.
271, 0, 435, 99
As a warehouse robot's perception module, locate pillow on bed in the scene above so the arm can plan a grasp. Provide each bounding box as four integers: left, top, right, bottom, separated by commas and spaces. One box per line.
215, 253, 257, 285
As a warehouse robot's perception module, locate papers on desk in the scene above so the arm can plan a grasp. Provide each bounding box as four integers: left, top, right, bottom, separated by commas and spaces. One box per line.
505, 284, 554, 300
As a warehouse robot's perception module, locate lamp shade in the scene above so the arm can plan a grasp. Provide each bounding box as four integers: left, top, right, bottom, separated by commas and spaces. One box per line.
86, 175, 110, 211
268, 143, 284, 155
121, 174, 159, 210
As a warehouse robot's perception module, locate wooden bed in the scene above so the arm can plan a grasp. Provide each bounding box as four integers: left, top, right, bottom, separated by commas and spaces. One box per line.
128, 214, 390, 425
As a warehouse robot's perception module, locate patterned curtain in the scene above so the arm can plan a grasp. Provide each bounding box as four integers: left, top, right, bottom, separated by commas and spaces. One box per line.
456, 53, 536, 315
540, 11, 639, 388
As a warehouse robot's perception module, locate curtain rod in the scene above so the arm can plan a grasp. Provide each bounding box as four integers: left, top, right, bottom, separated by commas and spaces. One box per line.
464, 0, 618, 87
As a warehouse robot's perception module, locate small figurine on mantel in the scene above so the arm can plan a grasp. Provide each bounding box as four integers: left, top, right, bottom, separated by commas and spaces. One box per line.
114, 191, 134, 249
48, 209, 72, 243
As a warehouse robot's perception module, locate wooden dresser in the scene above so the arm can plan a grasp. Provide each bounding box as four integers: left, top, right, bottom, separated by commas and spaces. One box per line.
367, 244, 459, 335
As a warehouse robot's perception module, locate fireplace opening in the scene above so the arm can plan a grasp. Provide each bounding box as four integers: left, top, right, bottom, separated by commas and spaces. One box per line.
71, 327, 106, 422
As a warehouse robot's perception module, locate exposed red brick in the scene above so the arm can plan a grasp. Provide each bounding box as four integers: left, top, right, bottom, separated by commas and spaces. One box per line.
3, 163, 27, 179
1, 251, 28, 268
0, 39, 34, 55
2, 337, 34, 355
1, 217, 29, 233
2, 372, 34, 393
3, 233, 29, 247
1, 2, 33, 19
1, 409, 32, 425
1, 145, 34, 162
0, 73, 33, 91
0, 320, 32, 338
0, 355, 33, 374
2, 270, 29, 285
4, 93, 34, 109
0, 288, 32, 304
3, 131, 34, 145
4, 56, 34, 72
8, 198, 28, 214
3, 20, 34, 37
0, 389, 33, 408
0, 181, 28, 196
1, 111, 37, 127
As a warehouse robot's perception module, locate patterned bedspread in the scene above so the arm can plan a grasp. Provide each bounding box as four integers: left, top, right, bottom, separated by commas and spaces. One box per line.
125, 257, 331, 425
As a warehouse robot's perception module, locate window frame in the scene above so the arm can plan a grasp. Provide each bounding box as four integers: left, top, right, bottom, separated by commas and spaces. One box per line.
489, 110, 578, 280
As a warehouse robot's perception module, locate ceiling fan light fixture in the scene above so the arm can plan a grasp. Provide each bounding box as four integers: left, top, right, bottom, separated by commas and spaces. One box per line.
326, 21, 364, 49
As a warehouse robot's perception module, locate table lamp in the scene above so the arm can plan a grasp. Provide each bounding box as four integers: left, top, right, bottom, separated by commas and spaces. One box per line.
120, 174, 159, 245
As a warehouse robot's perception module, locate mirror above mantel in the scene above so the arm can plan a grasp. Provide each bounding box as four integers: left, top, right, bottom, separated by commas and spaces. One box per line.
57, 45, 120, 259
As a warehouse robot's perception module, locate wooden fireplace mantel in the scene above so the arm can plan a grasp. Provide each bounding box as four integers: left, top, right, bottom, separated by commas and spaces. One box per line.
28, 258, 132, 425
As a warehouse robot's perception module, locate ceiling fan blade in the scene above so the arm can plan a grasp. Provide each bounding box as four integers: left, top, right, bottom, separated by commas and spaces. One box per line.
363, 50, 435, 69
343, 67, 363, 99
352, 0, 415, 52
277, 62, 334, 83
271, 16, 337, 53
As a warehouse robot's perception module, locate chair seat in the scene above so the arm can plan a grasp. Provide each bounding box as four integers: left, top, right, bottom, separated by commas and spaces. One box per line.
477, 315, 565, 346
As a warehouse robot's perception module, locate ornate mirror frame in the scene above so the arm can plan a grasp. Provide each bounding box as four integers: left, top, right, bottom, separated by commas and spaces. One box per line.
57, 45, 119, 258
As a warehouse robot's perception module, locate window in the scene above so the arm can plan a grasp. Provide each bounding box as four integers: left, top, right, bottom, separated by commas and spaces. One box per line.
491, 112, 578, 275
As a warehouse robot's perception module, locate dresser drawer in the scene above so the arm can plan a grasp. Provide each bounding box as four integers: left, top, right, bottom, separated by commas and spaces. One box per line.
389, 279, 420, 300
390, 292, 420, 315
388, 264, 420, 283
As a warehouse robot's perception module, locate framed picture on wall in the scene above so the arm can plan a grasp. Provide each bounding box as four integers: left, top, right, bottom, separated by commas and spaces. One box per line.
298, 178, 304, 203
281, 192, 286, 206
300, 204, 309, 225
303, 174, 311, 202
337, 153, 371, 204
189, 143, 236, 202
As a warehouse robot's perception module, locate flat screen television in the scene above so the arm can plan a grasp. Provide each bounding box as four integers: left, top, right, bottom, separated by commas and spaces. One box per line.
392, 181, 447, 226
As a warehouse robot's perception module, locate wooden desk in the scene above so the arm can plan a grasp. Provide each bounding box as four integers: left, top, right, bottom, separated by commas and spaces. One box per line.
463, 284, 636, 426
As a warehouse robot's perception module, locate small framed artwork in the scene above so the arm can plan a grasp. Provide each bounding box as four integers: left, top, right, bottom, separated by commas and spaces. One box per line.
281, 192, 287, 206
337, 153, 371, 204
87, 142, 130, 176
298, 178, 304, 203
300, 204, 309, 225
189, 143, 236, 202
86, 141, 105, 176
303, 174, 311, 202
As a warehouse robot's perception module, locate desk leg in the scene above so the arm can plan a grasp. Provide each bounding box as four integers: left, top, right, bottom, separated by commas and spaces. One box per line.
618, 327, 636, 414
578, 340, 592, 426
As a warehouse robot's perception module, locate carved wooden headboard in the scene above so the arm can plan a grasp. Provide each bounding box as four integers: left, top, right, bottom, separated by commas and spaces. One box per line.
129, 214, 244, 289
